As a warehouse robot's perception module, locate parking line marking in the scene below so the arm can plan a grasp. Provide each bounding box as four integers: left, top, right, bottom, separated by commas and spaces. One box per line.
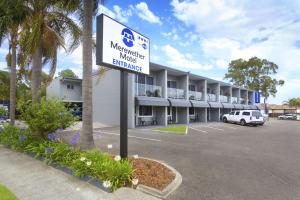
94, 131, 161, 142
189, 127, 208, 133
214, 124, 238, 129
198, 125, 224, 131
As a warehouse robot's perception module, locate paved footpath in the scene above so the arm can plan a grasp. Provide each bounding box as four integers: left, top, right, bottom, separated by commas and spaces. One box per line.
0, 146, 159, 200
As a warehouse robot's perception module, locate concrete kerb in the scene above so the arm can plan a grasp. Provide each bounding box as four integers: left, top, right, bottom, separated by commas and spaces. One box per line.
136, 157, 183, 199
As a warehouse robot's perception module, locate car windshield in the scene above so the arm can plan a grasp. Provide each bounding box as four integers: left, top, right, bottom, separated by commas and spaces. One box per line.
252, 111, 262, 117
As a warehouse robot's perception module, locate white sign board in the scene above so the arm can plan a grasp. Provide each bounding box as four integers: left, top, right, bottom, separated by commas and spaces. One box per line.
96, 14, 150, 75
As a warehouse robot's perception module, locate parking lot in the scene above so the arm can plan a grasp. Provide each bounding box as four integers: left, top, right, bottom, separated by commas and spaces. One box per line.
92, 119, 300, 200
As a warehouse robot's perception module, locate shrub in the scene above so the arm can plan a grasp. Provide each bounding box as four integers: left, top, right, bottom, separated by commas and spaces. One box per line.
0, 107, 8, 116
0, 124, 32, 150
20, 97, 78, 139
69, 150, 133, 191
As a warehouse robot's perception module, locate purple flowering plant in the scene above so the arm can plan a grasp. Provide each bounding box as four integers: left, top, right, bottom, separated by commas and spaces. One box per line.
69, 131, 80, 146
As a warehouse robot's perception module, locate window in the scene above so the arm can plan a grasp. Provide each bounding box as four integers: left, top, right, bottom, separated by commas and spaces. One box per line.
189, 107, 195, 115
139, 106, 152, 116
252, 111, 262, 117
229, 111, 235, 115
136, 75, 153, 85
242, 112, 250, 116
67, 84, 74, 90
235, 111, 240, 115
137, 75, 146, 84
146, 76, 154, 85
189, 84, 196, 91
167, 80, 177, 88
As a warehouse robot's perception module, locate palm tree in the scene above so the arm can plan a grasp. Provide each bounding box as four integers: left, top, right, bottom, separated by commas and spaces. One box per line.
20, 0, 81, 103
80, 0, 97, 150
0, 0, 27, 125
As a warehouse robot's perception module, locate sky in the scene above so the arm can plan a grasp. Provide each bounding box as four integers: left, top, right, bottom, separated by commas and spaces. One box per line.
0, 0, 300, 104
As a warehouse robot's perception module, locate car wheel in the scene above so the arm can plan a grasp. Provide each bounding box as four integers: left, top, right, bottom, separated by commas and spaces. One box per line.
240, 119, 246, 126
223, 117, 228, 123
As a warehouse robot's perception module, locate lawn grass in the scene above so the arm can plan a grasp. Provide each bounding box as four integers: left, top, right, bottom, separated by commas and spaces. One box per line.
154, 125, 188, 135
0, 184, 18, 200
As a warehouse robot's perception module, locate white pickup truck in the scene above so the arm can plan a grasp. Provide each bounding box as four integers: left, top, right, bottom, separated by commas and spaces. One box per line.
222, 110, 264, 126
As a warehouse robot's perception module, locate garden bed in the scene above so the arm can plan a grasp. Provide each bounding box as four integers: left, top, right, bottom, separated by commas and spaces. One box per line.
130, 157, 175, 191
0, 124, 177, 194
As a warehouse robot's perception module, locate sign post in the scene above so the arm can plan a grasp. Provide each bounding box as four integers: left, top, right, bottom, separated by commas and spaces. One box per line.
120, 70, 128, 158
96, 14, 150, 159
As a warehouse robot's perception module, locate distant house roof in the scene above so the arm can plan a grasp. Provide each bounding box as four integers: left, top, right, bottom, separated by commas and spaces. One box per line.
261, 104, 300, 110
59, 77, 82, 83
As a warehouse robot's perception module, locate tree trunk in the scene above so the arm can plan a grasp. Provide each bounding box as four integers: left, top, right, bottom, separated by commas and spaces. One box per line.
80, 0, 95, 150
9, 33, 17, 125
31, 39, 42, 104
264, 98, 268, 114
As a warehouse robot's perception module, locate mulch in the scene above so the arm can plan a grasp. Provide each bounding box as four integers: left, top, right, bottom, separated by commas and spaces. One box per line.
129, 157, 175, 191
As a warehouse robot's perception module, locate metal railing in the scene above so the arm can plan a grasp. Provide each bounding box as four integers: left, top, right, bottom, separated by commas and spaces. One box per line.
231, 97, 238, 104
220, 95, 230, 103
168, 88, 185, 99
136, 83, 162, 97
189, 91, 203, 101
207, 93, 217, 102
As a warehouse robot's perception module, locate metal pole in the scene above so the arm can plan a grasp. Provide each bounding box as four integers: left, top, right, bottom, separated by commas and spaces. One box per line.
120, 70, 128, 159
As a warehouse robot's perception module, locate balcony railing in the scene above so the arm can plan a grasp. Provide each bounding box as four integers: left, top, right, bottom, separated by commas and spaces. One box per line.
168, 88, 185, 99
231, 97, 238, 104
189, 91, 203, 101
136, 83, 162, 97
240, 98, 246, 104
220, 95, 230, 103
207, 93, 217, 102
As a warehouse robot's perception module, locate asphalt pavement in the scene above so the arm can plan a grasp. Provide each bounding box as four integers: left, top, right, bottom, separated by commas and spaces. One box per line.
92, 119, 300, 200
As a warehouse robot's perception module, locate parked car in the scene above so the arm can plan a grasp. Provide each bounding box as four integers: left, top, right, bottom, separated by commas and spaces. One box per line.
277, 114, 297, 120
222, 110, 264, 126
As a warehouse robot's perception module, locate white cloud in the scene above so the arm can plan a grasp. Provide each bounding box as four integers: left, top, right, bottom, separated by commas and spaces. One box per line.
161, 45, 212, 70
269, 79, 300, 104
57, 43, 99, 79
0, 61, 8, 71
152, 44, 159, 50
135, 2, 162, 25
112, 5, 132, 23
0, 48, 8, 55
171, 0, 245, 37
170, 0, 300, 103
161, 28, 179, 41
98, 5, 132, 23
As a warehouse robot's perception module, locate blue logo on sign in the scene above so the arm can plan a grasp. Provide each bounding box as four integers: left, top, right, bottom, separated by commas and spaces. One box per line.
255, 92, 260, 103
142, 43, 147, 50
121, 28, 134, 47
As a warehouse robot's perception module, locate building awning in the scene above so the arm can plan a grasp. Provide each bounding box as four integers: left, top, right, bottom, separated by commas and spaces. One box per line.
233, 104, 244, 109
243, 105, 252, 110
135, 96, 169, 107
249, 105, 259, 110
208, 102, 223, 108
190, 100, 210, 108
168, 99, 192, 107
221, 103, 235, 109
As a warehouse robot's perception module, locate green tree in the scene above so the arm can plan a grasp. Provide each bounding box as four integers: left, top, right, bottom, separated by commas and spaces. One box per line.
20, 0, 81, 104
0, 0, 27, 125
0, 70, 9, 100
283, 97, 300, 107
224, 57, 284, 112
58, 69, 79, 78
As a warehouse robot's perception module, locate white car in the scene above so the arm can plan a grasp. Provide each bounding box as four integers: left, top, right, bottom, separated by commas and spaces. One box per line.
222, 110, 264, 126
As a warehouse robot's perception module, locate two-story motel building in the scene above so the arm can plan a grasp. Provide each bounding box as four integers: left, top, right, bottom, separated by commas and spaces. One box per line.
89, 62, 259, 129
